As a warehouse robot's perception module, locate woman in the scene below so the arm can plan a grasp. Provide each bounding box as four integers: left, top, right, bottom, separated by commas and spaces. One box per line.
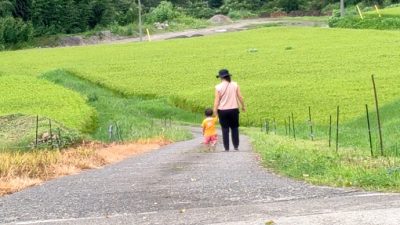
213, 69, 245, 151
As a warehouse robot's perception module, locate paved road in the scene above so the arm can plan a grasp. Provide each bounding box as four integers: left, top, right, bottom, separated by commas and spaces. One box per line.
69, 18, 327, 47
1, 129, 400, 225
113, 18, 327, 44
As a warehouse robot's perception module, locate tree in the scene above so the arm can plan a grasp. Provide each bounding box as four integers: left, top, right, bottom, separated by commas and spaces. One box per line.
0, 16, 33, 45
277, 0, 304, 12
89, 0, 116, 28
31, 0, 65, 34
12, 0, 32, 21
208, 0, 223, 8
0, 0, 14, 17
114, 0, 138, 25
62, 0, 81, 33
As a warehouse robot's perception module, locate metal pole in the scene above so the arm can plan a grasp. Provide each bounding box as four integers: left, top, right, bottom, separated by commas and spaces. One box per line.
365, 104, 373, 157
260, 121, 263, 132
284, 119, 288, 135
138, 0, 143, 42
291, 112, 296, 140
49, 119, 53, 149
35, 115, 39, 148
340, 0, 345, 17
336, 106, 339, 153
57, 128, 62, 149
372, 75, 384, 156
329, 115, 332, 147
309, 106, 314, 141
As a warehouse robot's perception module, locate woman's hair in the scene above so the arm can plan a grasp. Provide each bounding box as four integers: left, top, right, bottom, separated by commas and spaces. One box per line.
222, 75, 231, 82
205, 108, 213, 117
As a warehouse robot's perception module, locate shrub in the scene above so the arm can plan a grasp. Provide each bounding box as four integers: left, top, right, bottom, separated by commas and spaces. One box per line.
186, 1, 215, 18
114, 0, 139, 25
170, 15, 210, 29
0, 17, 33, 48
146, 1, 181, 23
321, 3, 339, 15
228, 9, 256, 20
109, 23, 137, 36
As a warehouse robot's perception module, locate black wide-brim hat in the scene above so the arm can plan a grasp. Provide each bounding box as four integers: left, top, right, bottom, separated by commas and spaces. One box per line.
216, 69, 231, 78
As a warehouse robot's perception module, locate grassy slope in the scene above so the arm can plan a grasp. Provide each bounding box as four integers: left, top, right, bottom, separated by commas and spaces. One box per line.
366, 6, 400, 16
42, 70, 194, 142
248, 129, 400, 191
0, 76, 95, 132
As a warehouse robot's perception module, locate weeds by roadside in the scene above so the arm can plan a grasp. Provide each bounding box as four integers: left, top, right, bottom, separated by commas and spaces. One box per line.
247, 129, 400, 192
0, 138, 168, 196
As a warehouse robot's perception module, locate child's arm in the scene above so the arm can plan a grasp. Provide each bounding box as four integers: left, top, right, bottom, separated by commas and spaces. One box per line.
213, 116, 219, 123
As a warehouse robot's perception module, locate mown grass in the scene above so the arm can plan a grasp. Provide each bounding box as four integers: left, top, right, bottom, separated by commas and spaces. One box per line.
248, 129, 400, 191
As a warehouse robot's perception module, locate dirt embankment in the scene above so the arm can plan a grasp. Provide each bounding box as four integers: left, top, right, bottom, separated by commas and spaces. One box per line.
47, 17, 328, 47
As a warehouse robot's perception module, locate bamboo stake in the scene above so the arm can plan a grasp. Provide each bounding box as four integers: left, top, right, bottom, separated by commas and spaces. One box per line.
291, 113, 296, 140
309, 106, 314, 141
329, 115, 332, 147
365, 104, 373, 157
336, 106, 339, 152
372, 75, 384, 156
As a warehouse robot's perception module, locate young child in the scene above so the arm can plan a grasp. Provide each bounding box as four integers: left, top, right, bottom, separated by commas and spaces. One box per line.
202, 108, 218, 151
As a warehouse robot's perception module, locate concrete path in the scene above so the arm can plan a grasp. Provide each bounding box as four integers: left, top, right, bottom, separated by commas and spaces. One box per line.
1, 129, 400, 225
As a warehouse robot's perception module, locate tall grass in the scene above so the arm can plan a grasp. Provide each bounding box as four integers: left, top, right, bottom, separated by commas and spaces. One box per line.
0, 141, 163, 195
0, 148, 101, 195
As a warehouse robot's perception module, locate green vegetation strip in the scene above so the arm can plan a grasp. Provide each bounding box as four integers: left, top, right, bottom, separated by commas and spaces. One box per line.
329, 6, 400, 30
42, 70, 194, 143
248, 129, 400, 191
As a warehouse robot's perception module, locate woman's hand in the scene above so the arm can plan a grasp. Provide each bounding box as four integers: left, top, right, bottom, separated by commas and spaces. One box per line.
241, 106, 246, 112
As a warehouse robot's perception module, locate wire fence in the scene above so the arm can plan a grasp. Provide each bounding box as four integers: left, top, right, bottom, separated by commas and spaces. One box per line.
258, 75, 399, 158
0, 114, 176, 151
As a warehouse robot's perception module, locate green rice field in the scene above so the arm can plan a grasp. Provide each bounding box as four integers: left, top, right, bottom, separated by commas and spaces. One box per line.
1, 27, 400, 150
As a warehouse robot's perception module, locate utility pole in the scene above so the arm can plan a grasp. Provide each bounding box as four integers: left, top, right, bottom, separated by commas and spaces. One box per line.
340, 0, 345, 17
138, 0, 143, 41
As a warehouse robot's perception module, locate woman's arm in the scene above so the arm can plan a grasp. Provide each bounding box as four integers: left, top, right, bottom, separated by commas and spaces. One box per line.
213, 89, 220, 116
237, 85, 246, 112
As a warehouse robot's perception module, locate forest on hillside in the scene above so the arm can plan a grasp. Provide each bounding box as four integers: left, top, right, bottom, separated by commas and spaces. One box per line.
1, 0, 400, 49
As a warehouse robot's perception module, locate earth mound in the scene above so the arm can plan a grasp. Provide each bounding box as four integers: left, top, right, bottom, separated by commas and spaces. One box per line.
208, 15, 233, 25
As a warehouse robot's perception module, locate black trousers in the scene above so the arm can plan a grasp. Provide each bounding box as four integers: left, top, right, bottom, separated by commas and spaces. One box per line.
218, 108, 239, 150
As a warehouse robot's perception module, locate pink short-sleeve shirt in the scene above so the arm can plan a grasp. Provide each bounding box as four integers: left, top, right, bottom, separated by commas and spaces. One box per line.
216, 81, 239, 110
